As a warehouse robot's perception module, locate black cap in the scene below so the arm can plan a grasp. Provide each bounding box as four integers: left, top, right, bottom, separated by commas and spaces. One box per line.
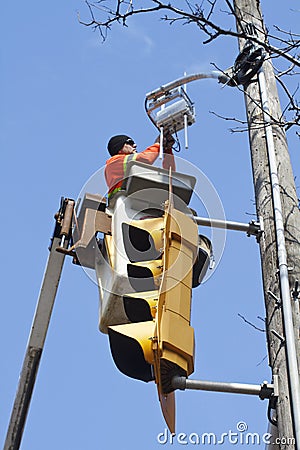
107, 135, 132, 156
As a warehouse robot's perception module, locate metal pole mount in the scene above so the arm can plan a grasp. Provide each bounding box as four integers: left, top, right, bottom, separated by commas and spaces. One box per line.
172, 376, 276, 400
194, 216, 263, 241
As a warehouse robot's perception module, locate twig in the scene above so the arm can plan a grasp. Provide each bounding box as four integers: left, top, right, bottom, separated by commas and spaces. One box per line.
238, 313, 265, 332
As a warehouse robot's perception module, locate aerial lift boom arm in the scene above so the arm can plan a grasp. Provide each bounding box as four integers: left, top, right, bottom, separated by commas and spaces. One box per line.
4, 198, 74, 450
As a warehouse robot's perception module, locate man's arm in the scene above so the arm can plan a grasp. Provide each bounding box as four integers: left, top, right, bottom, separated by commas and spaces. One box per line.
136, 134, 176, 171
136, 143, 160, 164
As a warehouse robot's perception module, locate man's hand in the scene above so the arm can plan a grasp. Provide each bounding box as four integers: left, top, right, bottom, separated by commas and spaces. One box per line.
154, 132, 175, 149
163, 132, 175, 149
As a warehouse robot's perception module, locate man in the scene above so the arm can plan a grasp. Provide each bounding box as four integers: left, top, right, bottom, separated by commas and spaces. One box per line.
105, 133, 175, 199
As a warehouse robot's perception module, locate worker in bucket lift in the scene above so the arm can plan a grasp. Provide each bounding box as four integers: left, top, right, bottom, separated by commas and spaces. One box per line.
105, 133, 176, 200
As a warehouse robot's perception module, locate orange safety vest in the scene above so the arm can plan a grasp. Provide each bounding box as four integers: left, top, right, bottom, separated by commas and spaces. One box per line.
105, 143, 175, 198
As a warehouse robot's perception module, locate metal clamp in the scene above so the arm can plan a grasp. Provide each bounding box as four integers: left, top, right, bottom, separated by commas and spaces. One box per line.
247, 218, 264, 241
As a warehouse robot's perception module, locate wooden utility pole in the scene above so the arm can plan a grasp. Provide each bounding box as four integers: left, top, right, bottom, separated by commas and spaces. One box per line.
233, 0, 300, 447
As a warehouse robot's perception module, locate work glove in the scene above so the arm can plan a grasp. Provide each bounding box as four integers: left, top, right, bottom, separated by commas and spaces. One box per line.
155, 132, 175, 150
163, 132, 175, 149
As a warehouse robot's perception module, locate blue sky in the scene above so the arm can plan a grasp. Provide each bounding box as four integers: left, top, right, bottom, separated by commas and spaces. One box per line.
1, 2, 300, 449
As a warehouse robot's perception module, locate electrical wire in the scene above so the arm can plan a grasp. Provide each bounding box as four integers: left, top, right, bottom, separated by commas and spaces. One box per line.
268, 399, 278, 427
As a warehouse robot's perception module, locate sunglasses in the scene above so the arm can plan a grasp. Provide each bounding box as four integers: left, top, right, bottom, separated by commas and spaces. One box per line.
125, 139, 136, 146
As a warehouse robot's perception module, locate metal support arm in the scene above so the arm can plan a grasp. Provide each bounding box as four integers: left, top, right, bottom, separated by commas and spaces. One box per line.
145, 71, 231, 102
194, 216, 263, 241
172, 376, 275, 400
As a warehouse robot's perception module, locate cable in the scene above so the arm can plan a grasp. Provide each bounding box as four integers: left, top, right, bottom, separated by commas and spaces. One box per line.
233, 39, 265, 85
268, 398, 278, 427
173, 128, 181, 152
144, 97, 159, 130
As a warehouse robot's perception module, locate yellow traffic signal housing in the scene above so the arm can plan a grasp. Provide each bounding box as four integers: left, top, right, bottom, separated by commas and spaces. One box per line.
95, 162, 211, 433
123, 290, 158, 322
107, 198, 199, 432
193, 234, 212, 287
122, 217, 164, 262
127, 260, 163, 291
108, 290, 158, 381
108, 321, 155, 382
153, 202, 198, 392
107, 215, 164, 383
123, 217, 164, 291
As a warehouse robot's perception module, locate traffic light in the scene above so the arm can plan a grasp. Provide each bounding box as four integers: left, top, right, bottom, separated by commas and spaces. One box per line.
107, 198, 200, 432
108, 215, 164, 383
122, 217, 163, 262
123, 290, 158, 322
153, 202, 199, 391
122, 216, 164, 291
192, 234, 212, 287
108, 320, 155, 382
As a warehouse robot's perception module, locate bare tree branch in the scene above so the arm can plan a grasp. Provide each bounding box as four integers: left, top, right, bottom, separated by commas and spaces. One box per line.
238, 313, 265, 332
79, 0, 300, 132
80, 0, 300, 68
